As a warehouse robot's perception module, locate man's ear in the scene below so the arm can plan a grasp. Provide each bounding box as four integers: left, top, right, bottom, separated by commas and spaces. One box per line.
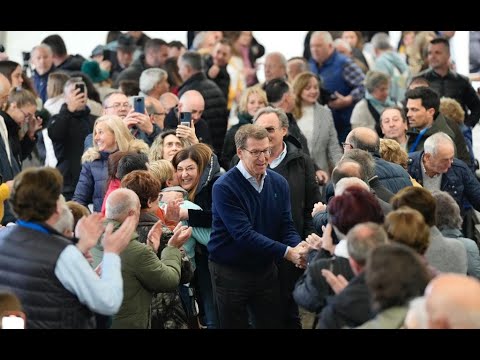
427, 107, 436, 118
237, 147, 243, 160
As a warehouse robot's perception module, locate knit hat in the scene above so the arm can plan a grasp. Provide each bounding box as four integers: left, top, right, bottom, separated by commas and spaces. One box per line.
81, 60, 110, 83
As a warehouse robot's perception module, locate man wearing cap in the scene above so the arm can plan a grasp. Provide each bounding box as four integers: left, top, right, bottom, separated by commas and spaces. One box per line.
110, 35, 136, 84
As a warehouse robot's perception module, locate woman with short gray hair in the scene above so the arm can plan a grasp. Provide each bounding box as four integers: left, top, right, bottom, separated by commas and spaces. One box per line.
432, 190, 480, 279
350, 70, 395, 136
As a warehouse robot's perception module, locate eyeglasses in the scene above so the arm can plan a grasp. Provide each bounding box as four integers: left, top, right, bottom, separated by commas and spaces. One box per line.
152, 112, 167, 117
18, 108, 34, 121
105, 102, 131, 110
264, 126, 280, 133
242, 148, 272, 158
341, 142, 353, 149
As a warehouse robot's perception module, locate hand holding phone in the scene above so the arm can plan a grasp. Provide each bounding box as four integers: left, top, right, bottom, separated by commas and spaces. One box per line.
133, 96, 145, 114
75, 82, 85, 94
179, 112, 192, 127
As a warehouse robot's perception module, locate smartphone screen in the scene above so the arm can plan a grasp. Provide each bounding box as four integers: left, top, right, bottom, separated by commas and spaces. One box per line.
179, 112, 192, 127
133, 96, 145, 114
75, 83, 85, 94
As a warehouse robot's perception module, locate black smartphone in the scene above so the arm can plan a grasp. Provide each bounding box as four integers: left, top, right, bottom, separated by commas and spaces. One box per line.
133, 96, 145, 114
179, 112, 192, 127
75, 83, 85, 94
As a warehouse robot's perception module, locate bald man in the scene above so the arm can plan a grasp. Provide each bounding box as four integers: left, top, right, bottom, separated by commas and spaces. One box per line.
159, 92, 179, 114
264, 52, 287, 84
164, 90, 211, 146
145, 96, 166, 129
345, 127, 412, 193
426, 273, 480, 329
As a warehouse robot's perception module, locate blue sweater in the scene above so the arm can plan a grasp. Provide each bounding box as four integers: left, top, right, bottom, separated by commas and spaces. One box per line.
208, 167, 301, 270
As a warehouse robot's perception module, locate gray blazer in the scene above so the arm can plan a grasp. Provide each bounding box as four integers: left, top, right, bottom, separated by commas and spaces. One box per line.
309, 103, 343, 172
426, 226, 468, 274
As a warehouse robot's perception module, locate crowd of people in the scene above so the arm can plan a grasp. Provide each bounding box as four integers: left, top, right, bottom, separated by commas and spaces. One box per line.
1, 30, 480, 329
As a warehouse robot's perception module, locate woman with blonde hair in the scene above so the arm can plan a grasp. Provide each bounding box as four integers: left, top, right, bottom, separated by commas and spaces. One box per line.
149, 129, 190, 162
44, 72, 70, 115
379, 138, 421, 187
72, 115, 149, 212
292, 72, 342, 184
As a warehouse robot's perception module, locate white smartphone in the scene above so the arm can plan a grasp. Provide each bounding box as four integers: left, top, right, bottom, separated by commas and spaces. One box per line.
2, 312, 26, 329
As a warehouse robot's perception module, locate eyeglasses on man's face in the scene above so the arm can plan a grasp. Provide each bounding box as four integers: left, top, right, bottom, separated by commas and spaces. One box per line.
105, 102, 131, 110
242, 147, 272, 158
341, 142, 353, 149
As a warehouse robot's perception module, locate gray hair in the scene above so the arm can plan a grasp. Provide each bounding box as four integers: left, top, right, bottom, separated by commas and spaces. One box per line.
334, 177, 369, 195
266, 52, 287, 68
334, 38, 352, 53
139, 68, 168, 94
347, 222, 388, 267
431, 190, 463, 230
342, 149, 376, 181
105, 188, 139, 221
31, 43, 52, 57
365, 70, 390, 93
348, 128, 380, 153
311, 31, 333, 45
53, 203, 74, 235
192, 32, 207, 50
234, 124, 269, 150
253, 106, 289, 129
180, 51, 203, 72
423, 132, 454, 156
371, 32, 392, 51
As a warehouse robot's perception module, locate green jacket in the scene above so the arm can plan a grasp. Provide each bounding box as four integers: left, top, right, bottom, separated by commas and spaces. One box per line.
95, 219, 182, 329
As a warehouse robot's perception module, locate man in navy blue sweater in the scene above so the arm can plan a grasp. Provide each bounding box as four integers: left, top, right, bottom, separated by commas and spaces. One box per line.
208, 124, 308, 329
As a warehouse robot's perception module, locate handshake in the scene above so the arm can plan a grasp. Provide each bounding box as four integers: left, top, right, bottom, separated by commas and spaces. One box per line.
285, 241, 310, 269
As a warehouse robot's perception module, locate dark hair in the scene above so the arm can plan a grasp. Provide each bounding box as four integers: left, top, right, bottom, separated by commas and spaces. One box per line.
10, 167, 63, 221
328, 187, 384, 235
264, 78, 290, 103
116, 152, 149, 180
42, 34, 67, 57
105, 151, 128, 190
172, 143, 213, 201
405, 86, 440, 116
119, 80, 140, 97
391, 186, 436, 226
0, 60, 21, 83
164, 57, 182, 88
430, 37, 450, 50
145, 38, 168, 53
121, 170, 160, 209
168, 40, 185, 50
106, 31, 123, 44
366, 243, 431, 312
